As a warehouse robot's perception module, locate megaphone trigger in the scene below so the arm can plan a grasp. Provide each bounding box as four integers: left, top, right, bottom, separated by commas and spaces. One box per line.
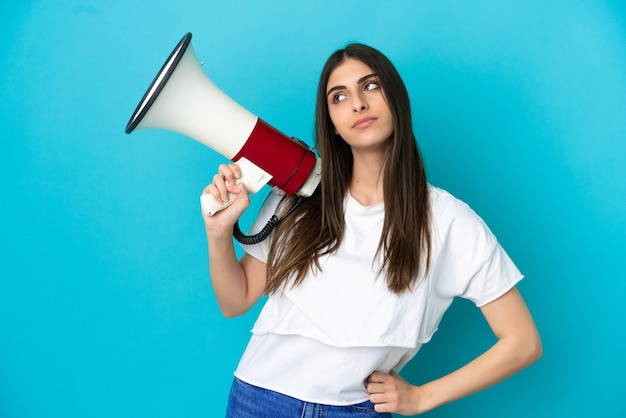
200, 158, 273, 217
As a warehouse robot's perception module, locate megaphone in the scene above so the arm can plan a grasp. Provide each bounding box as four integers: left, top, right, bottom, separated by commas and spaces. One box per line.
125, 33, 321, 217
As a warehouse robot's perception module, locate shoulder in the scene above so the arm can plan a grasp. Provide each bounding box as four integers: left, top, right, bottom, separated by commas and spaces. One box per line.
429, 185, 487, 227
428, 184, 498, 252
429, 185, 474, 215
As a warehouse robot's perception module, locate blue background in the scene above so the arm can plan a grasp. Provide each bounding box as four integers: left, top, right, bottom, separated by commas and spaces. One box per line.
1, 1, 625, 417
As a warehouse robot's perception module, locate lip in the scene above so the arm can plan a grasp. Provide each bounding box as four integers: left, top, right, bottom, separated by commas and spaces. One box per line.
352, 117, 376, 129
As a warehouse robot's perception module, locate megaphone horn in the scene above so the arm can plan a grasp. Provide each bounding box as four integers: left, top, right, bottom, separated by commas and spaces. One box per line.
125, 33, 321, 216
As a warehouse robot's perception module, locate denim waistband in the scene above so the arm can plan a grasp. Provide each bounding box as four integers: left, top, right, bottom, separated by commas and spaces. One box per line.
225, 377, 391, 418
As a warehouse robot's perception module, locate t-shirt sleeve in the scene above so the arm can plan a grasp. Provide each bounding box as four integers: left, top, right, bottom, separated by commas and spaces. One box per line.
461, 240, 523, 306
431, 192, 523, 307
239, 190, 284, 263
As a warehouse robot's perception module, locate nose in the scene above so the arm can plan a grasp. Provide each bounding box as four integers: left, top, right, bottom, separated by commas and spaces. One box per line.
352, 94, 368, 113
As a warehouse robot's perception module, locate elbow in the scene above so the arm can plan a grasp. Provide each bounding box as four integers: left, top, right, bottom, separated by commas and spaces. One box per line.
520, 332, 543, 367
530, 335, 543, 363
500, 329, 543, 370
221, 310, 239, 319
219, 304, 250, 319
220, 308, 244, 319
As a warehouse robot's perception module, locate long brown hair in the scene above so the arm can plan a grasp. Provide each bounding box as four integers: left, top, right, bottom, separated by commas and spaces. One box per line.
265, 43, 431, 294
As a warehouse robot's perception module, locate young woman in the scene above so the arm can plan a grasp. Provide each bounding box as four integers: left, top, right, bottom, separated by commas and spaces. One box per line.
201, 43, 542, 417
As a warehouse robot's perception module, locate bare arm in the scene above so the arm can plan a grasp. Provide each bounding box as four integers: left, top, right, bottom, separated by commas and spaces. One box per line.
202, 163, 267, 318
367, 287, 542, 415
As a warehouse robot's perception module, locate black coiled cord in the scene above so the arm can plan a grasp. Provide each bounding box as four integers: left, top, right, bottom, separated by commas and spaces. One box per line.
233, 196, 304, 245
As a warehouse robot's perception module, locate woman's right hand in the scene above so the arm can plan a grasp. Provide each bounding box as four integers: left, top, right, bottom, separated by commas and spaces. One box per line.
201, 163, 250, 237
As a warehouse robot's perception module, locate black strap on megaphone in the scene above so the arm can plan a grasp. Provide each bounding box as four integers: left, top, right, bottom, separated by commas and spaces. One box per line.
233, 196, 304, 245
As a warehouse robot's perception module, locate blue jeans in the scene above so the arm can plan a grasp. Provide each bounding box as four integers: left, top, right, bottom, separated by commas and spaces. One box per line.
225, 377, 392, 418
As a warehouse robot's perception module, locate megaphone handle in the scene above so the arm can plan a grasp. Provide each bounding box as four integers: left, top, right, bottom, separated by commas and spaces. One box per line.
200, 191, 239, 216
201, 158, 273, 216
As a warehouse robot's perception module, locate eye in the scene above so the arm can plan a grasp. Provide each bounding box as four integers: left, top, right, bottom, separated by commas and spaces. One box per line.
332, 92, 347, 104
363, 80, 380, 91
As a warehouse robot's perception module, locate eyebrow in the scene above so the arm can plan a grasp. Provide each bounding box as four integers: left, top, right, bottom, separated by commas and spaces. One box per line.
326, 73, 378, 97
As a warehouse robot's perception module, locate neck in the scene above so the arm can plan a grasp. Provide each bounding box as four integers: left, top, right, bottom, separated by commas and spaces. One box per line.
350, 150, 385, 206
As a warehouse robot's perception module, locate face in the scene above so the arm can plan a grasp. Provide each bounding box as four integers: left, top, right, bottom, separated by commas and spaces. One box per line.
326, 58, 394, 154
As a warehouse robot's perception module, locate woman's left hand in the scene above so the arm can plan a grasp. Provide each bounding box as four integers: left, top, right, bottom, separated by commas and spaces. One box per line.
366, 371, 425, 415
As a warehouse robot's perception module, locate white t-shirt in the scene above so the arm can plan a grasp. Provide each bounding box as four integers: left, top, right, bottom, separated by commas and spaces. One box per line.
235, 185, 522, 405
